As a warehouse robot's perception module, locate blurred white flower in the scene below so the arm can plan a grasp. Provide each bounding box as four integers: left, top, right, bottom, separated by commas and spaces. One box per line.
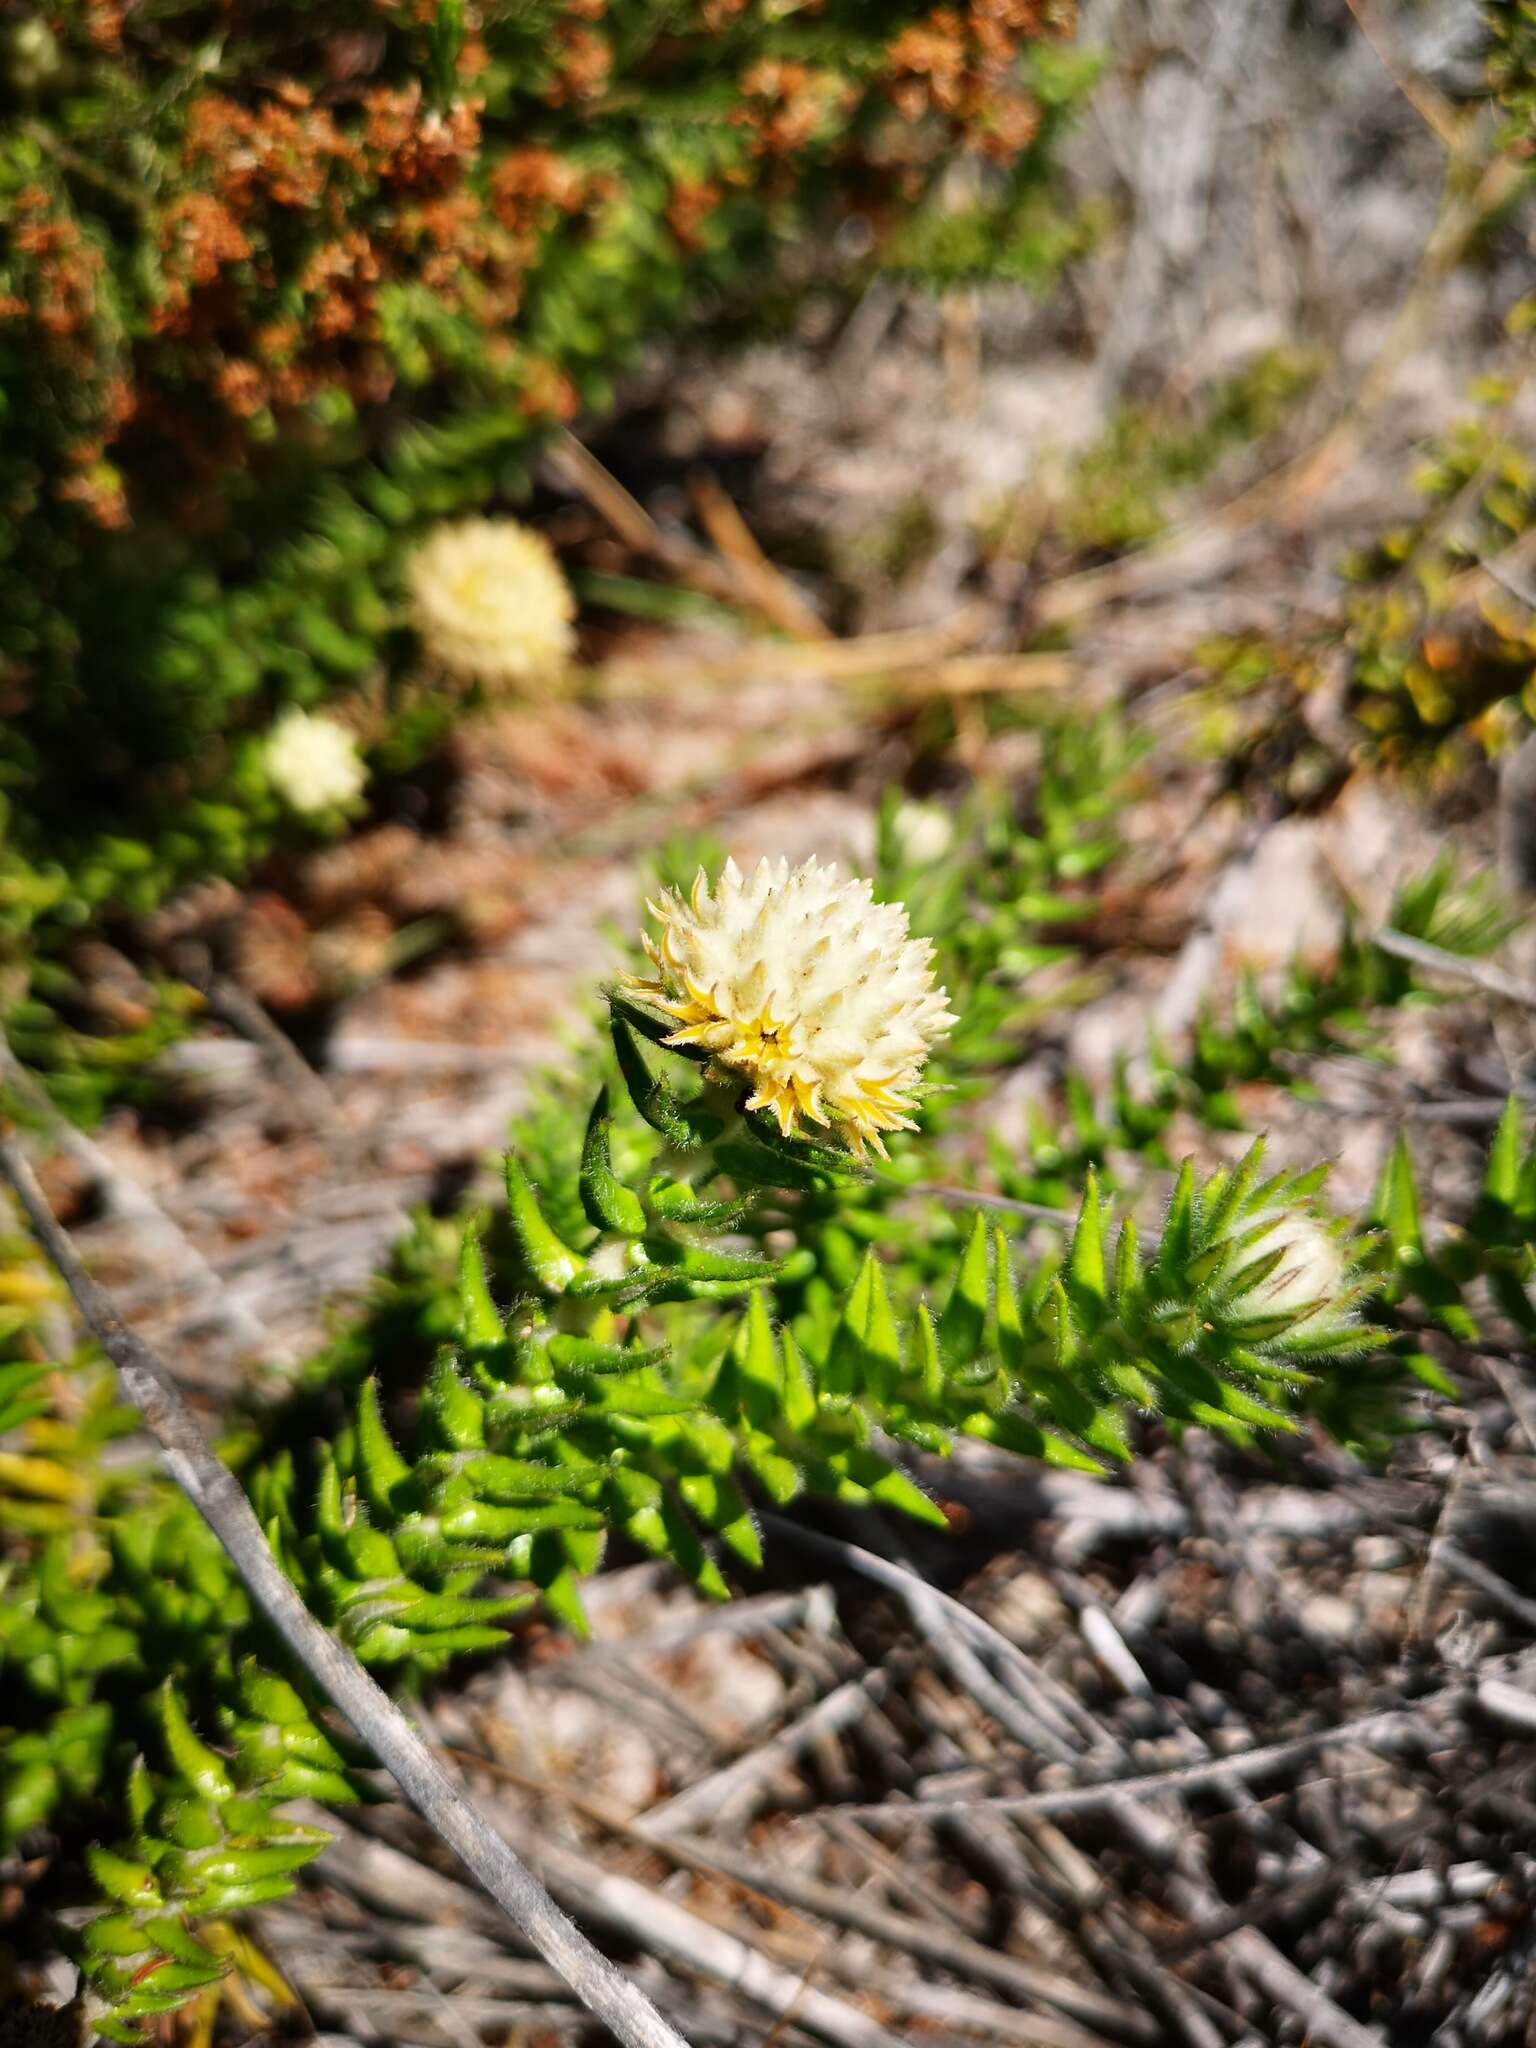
1236, 1209, 1347, 1329
407, 517, 575, 685
628, 855, 955, 1157
891, 800, 954, 867
263, 710, 367, 816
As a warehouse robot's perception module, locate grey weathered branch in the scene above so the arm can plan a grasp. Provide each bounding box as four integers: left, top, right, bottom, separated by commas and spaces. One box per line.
0, 1134, 691, 2048
827, 1697, 1461, 1824
1373, 927, 1536, 1009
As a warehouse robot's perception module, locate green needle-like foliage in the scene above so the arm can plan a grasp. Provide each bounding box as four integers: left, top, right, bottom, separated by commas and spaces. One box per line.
0, 1328, 359, 2033
6, 967, 1519, 2036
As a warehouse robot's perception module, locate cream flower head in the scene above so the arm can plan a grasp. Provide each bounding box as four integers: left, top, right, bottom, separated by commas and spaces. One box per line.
890, 799, 955, 867
407, 516, 575, 685
263, 709, 367, 816
1235, 1209, 1347, 1329
628, 856, 956, 1156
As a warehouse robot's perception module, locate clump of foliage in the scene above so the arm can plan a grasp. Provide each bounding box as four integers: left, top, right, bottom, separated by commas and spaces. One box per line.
1343, 406, 1536, 771
874, 711, 1144, 1086
990, 858, 1512, 1207
1, 831, 1506, 2038
1053, 347, 1320, 558
0, 0, 1086, 1021
879, 40, 1103, 290
872, 703, 1510, 1189
1334, 4, 1536, 774
1487, 0, 1536, 150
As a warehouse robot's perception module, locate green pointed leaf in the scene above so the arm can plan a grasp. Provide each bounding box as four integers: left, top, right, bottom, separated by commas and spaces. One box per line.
647, 1178, 750, 1225
126, 1757, 154, 1836
546, 1334, 668, 1376
505, 1155, 588, 1293
113, 1957, 231, 2007
911, 1301, 945, 1404
457, 1451, 597, 1499
457, 1225, 504, 1348
2, 1761, 57, 1842
739, 1109, 865, 1179
611, 1014, 700, 1148
390, 1589, 532, 1635
439, 1498, 605, 1541
158, 1684, 235, 1804
423, 1351, 486, 1451
1064, 1070, 1100, 1144
731, 1291, 783, 1426
87, 1845, 163, 1909
1104, 1357, 1157, 1407
1066, 1168, 1108, 1311
1405, 1353, 1459, 1397
1516, 1129, 1536, 1222
351, 1621, 512, 1666
1111, 1217, 1141, 1312
1373, 1133, 1425, 1259
1276, 1162, 1330, 1206
586, 1377, 702, 1419
824, 1249, 874, 1397
1047, 1277, 1079, 1370
580, 1087, 647, 1235
864, 1460, 948, 1529
743, 1431, 803, 1504
643, 1240, 787, 1283
81, 1913, 155, 1960
534, 1557, 592, 1638
1159, 1160, 1197, 1275
713, 1138, 845, 1193
354, 1377, 412, 1520
824, 1251, 903, 1399
781, 1330, 818, 1433
960, 1409, 1105, 1472
339, 1504, 404, 1582
811, 1444, 947, 1528
608, 1469, 729, 1597
237, 1662, 310, 1730
1234, 971, 1270, 1048
1204, 1138, 1267, 1240
1483, 1096, 1524, 1210
139, 1918, 234, 1971
993, 1231, 1026, 1374
938, 1214, 990, 1365
678, 1472, 762, 1567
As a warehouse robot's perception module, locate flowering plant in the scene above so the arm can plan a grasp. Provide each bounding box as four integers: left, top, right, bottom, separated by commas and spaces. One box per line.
4, 853, 1490, 2039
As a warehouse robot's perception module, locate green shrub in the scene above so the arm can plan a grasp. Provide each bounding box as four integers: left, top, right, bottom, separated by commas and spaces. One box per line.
0, 0, 1085, 989
1344, 406, 1536, 771
2, 842, 1500, 2037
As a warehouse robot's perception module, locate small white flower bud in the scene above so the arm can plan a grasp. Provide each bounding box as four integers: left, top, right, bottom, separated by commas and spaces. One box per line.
1238, 1209, 1347, 1328
891, 800, 954, 867
263, 710, 367, 816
